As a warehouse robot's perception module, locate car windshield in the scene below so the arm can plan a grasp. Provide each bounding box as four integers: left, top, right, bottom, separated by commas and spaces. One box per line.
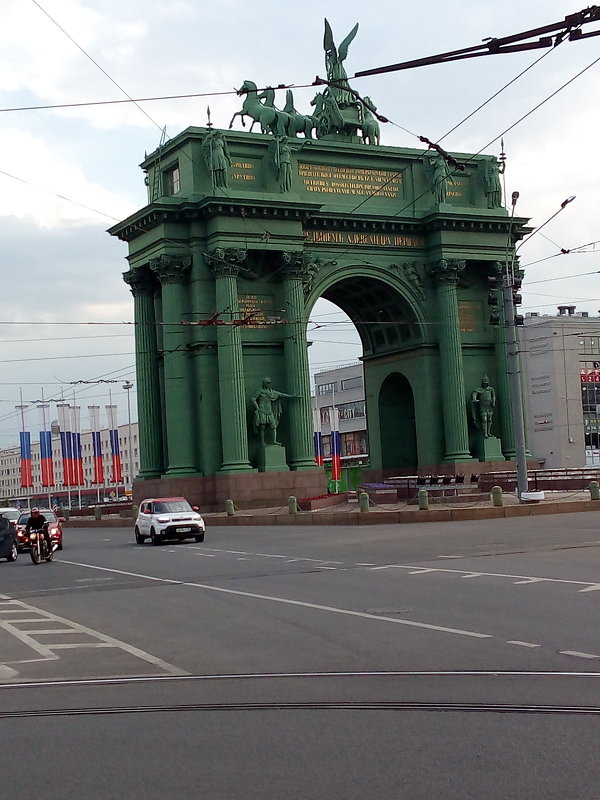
17, 510, 57, 525
153, 500, 192, 514
0, 510, 20, 521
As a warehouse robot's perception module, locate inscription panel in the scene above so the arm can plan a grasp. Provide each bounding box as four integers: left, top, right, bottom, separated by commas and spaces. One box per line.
230, 160, 257, 184
304, 229, 425, 248
298, 163, 402, 198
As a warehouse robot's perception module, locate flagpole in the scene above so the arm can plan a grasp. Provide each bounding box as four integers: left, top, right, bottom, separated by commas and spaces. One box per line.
331, 384, 339, 494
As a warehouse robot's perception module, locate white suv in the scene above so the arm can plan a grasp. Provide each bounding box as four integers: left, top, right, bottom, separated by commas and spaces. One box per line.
135, 497, 205, 546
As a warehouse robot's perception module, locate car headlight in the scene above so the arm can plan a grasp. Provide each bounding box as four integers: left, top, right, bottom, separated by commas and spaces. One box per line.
156, 516, 170, 523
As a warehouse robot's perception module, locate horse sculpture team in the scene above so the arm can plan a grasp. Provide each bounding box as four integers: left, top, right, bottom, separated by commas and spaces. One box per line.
229, 81, 379, 145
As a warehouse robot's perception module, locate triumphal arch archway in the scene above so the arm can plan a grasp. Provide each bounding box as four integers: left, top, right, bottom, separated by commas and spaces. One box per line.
110, 21, 528, 509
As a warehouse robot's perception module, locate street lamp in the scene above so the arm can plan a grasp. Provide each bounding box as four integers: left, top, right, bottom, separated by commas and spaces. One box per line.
122, 381, 134, 492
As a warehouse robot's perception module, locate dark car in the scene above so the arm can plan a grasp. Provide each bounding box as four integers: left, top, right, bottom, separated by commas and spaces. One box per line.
0, 514, 18, 561
15, 509, 64, 552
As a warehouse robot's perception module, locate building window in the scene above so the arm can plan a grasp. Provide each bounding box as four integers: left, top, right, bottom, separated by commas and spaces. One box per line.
317, 382, 336, 396
338, 401, 365, 420
164, 164, 181, 195
341, 376, 362, 391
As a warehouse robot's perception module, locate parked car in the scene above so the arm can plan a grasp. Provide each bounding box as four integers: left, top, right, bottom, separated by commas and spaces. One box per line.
0, 514, 17, 562
15, 509, 64, 552
135, 497, 205, 546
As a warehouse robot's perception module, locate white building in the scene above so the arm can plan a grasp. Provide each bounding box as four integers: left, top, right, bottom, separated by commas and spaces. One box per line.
0, 422, 139, 505
313, 363, 368, 460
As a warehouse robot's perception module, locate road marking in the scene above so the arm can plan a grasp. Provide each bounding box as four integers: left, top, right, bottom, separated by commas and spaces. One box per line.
60, 560, 493, 640
356, 563, 376, 567
460, 573, 482, 579
0, 665, 19, 681
377, 564, 600, 591
75, 577, 113, 583
507, 641, 541, 648
559, 651, 600, 660
0, 592, 187, 675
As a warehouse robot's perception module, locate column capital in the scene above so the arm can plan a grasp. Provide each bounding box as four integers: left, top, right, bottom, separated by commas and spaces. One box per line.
206, 247, 247, 278
122, 266, 156, 295
149, 253, 192, 284
279, 251, 322, 295
429, 258, 465, 285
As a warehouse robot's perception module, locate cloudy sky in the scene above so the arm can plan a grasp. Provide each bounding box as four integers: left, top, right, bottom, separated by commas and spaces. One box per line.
0, 0, 598, 445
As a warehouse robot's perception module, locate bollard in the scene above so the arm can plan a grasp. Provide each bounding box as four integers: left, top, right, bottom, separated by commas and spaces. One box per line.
63, 508, 70, 521
225, 499, 235, 516
358, 492, 370, 513
132, 504, 139, 519
288, 495, 298, 515
491, 485, 504, 507
418, 489, 429, 511
589, 481, 600, 500
94, 507, 102, 521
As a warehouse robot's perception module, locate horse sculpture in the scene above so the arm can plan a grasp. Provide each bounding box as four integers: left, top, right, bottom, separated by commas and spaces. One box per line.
282, 90, 315, 138
229, 80, 289, 136
361, 97, 380, 146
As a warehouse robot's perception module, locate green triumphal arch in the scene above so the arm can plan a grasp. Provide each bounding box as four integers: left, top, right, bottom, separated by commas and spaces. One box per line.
109, 21, 528, 509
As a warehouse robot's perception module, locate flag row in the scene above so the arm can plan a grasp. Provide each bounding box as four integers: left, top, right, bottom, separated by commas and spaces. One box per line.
17, 404, 122, 489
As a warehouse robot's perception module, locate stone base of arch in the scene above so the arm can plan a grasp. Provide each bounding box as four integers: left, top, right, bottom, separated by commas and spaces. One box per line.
133, 469, 328, 513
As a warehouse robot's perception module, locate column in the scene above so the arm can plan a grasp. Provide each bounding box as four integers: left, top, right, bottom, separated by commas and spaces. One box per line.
150, 254, 197, 476
281, 252, 320, 470
122, 267, 163, 479
431, 259, 473, 462
490, 262, 516, 459
208, 248, 253, 473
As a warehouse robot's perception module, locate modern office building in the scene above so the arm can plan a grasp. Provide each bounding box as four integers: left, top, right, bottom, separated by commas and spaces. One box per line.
313, 363, 368, 461
522, 306, 600, 468
0, 422, 139, 505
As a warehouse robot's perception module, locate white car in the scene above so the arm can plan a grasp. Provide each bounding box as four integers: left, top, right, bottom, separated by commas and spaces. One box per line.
135, 497, 205, 546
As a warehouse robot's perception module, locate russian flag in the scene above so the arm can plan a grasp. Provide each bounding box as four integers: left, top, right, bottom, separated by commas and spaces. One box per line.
70, 406, 84, 486
39, 430, 54, 487
57, 404, 73, 487
38, 405, 54, 488
88, 406, 104, 485
313, 407, 324, 466
330, 405, 342, 483
19, 431, 33, 488
106, 405, 123, 484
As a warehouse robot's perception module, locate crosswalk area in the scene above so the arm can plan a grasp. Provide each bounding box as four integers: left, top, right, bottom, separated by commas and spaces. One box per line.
0, 593, 186, 682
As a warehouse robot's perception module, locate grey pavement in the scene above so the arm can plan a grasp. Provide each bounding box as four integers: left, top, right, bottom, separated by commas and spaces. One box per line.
1, 512, 599, 798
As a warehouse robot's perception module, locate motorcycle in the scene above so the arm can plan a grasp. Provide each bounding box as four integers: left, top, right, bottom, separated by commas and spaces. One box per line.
29, 524, 55, 565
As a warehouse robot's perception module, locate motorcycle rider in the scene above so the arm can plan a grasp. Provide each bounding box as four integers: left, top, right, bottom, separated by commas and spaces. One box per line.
25, 507, 50, 552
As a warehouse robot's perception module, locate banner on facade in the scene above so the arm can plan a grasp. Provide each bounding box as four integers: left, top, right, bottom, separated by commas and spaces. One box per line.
88, 405, 104, 485
37, 404, 54, 488
106, 405, 122, 484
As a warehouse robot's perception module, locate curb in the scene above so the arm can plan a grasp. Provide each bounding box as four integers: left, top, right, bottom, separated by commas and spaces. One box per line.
63, 499, 600, 527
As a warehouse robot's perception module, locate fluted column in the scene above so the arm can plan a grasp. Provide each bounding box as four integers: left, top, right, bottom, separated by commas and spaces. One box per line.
150, 254, 197, 476
122, 267, 163, 479
431, 259, 473, 462
208, 248, 253, 473
489, 261, 515, 459
281, 252, 320, 470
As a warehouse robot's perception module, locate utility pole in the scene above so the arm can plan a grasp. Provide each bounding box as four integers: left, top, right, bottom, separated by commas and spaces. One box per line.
503, 191, 528, 499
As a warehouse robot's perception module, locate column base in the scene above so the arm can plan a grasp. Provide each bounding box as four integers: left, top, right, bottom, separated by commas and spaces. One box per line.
289, 457, 320, 471
443, 453, 476, 463
163, 465, 200, 478
219, 462, 255, 475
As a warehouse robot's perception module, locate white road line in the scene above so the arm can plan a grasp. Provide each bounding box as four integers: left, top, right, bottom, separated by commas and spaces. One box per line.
408, 568, 437, 575
0, 665, 19, 681
0, 592, 187, 675
460, 573, 482, 579
579, 585, 600, 593
513, 578, 546, 585
356, 563, 376, 567
60, 559, 493, 640
51, 642, 115, 650
379, 564, 600, 591
507, 641, 541, 648
559, 650, 600, 660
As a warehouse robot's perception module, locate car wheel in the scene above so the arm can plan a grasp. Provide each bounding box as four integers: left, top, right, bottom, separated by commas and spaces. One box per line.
150, 528, 161, 546
135, 526, 144, 545
195, 533, 205, 543
7, 542, 17, 562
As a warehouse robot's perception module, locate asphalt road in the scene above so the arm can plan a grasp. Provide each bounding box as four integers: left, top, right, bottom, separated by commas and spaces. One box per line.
1, 512, 599, 798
